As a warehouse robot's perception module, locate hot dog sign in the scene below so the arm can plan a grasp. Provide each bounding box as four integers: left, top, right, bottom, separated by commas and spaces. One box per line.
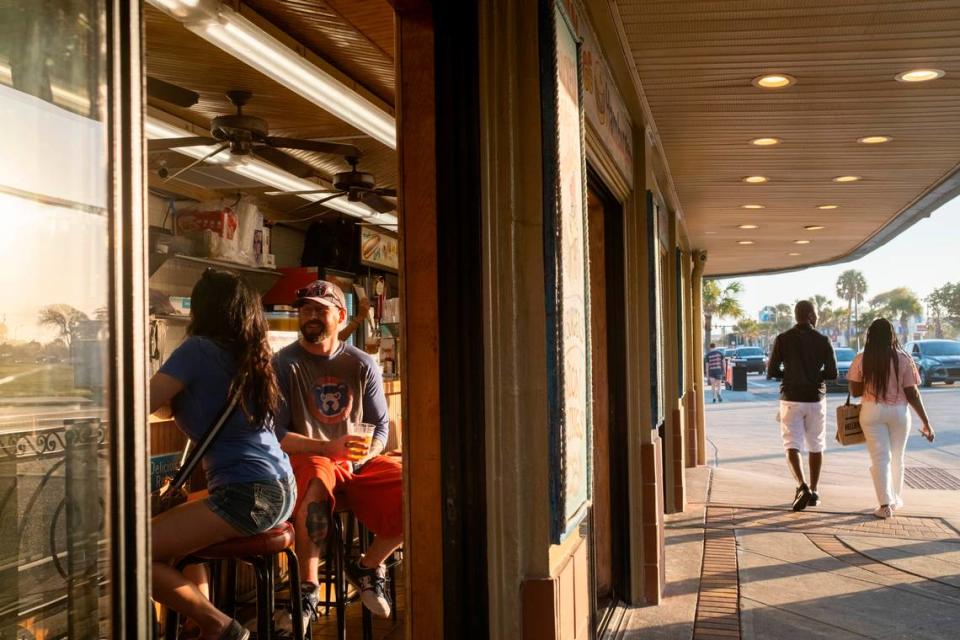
359, 226, 399, 272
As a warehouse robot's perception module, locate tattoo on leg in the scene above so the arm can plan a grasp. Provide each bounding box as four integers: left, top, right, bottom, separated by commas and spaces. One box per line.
306, 501, 330, 546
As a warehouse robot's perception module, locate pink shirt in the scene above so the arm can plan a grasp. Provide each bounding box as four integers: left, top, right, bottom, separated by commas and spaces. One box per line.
847, 351, 920, 405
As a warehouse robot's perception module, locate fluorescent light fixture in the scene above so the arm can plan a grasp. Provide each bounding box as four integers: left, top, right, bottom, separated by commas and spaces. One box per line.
750, 137, 780, 146
145, 0, 396, 149
146, 115, 396, 225
858, 135, 891, 144
793, 239, 811, 245
752, 74, 795, 89
737, 240, 754, 245
895, 69, 945, 83
788, 252, 801, 256
832, 175, 860, 183
741, 204, 765, 209
743, 176, 768, 184
738, 224, 759, 229
816, 204, 838, 210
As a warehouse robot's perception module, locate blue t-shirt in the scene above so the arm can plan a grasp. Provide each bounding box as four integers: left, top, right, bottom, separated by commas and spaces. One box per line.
706, 349, 725, 373
159, 336, 293, 491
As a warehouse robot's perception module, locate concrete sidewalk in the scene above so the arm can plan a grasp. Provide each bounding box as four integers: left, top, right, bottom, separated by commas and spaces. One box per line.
609, 394, 960, 640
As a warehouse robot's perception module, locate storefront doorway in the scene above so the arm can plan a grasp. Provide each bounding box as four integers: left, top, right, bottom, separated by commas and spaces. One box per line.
587, 171, 630, 630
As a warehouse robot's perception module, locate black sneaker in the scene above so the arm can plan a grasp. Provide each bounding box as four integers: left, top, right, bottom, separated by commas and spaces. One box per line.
718, 396, 723, 403
809, 491, 820, 507
345, 559, 391, 618
712, 398, 717, 403
792, 484, 812, 512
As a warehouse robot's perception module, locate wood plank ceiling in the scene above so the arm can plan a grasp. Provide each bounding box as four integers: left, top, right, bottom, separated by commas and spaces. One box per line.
144, 1, 396, 221
613, 0, 960, 276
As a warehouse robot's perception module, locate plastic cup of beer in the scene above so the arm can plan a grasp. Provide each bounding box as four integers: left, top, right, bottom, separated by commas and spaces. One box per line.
348, 422, 376, 460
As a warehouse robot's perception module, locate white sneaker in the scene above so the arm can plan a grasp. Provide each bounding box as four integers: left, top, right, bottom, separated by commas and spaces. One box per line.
346, 560, 392, 618
894, 496, 904, 509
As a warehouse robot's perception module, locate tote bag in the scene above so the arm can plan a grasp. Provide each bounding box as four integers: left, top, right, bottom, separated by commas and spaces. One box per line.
835, 393, 865, 446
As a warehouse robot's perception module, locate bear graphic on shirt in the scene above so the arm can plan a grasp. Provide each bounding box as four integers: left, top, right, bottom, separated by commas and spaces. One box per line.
309, 377, 353, 425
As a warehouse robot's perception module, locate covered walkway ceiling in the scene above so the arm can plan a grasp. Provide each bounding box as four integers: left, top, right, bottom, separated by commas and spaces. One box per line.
614, 0, 960, 276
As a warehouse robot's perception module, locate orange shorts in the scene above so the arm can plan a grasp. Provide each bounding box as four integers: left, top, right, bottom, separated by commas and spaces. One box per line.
289, 454, 403, 538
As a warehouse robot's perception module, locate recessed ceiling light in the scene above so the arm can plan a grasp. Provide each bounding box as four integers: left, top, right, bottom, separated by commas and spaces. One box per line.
737, 240, 755, 245
750, 137, 780, 146
817, 204, 839, 210
738, 224, 759, 229
788, 252, 802, 256
895, 69, 945, 83
741, 204, 765, 209
743, 176, 768, 184
858, 135, 891, 144
794, 239, 811, 244
832, 175, 860, 183
752, 74, 796, 89
704, 231, 718, 235
804, 225, 825, 231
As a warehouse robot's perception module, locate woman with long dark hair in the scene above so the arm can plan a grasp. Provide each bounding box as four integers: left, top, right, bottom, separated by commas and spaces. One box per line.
149, 269, 294, 640
848, 318, 935, 519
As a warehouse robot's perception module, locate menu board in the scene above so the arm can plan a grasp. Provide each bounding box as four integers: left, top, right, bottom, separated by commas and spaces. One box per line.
359, 225, 399, 272
541, 0, 593, 543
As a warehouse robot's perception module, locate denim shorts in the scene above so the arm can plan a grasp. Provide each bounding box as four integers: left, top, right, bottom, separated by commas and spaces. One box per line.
206, 474, 297, 536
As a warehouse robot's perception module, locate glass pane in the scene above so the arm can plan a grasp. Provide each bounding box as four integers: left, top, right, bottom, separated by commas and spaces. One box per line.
0, 1, 111, 638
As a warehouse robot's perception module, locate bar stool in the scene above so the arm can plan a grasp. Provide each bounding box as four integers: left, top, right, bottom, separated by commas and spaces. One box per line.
316, 510, 401, 640
164, 522, 305, 640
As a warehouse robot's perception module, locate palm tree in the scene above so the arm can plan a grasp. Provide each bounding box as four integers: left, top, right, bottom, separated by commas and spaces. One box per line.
870, 288, 923, 341
735, 318, 761, 345
836, 270, 867, 348
702, 279, 744, 352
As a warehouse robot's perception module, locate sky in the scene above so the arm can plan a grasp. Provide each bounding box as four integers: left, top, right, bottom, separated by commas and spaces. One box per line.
711, 194, 960, 325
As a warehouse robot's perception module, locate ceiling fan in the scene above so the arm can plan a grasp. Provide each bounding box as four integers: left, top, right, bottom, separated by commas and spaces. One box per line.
264, 156, 398, 215
148, 90, 360, 183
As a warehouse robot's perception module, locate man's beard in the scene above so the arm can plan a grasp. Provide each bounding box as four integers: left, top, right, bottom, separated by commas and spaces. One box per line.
300, 320, 333, 343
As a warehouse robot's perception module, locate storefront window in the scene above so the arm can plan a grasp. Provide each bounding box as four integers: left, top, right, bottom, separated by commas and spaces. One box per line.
0, 1, 112, 637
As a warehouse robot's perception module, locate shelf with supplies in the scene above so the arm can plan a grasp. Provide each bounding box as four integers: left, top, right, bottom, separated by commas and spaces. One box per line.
149, 252, 282, 298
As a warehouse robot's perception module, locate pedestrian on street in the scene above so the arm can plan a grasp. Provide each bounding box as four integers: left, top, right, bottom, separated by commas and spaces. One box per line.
705, 342, 726, 402
766, 300, 837, 511
847, 318, 936, 519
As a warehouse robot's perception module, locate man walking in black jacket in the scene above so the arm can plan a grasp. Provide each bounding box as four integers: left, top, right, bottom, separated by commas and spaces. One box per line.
767, 300, 838, 511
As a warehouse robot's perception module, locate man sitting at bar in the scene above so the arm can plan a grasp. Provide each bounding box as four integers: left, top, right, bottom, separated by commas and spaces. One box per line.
272, 280, 402, 631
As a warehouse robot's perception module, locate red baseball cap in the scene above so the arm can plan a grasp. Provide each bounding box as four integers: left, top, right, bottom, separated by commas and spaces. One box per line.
293, 280, 346, 310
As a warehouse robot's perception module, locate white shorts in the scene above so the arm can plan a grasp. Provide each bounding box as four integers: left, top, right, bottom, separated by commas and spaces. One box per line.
779, 399, 827, 453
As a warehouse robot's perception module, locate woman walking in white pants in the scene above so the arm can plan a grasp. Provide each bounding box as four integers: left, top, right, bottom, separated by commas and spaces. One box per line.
847, 318, 935, 519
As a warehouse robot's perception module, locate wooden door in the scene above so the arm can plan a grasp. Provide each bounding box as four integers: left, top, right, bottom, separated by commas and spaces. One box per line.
588, 188, 613, 601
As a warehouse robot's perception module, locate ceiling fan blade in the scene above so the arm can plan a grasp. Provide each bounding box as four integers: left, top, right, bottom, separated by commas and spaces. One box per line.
264, 136, 361, 158
146, 77, 199, 108
263, 189, 339, 196
251, 145, 317, 178
149, 136, 219, 151
360, 191, 396, 213
373, 187, 397, 197
162, 142, 230, 183
286, 192, 345, 216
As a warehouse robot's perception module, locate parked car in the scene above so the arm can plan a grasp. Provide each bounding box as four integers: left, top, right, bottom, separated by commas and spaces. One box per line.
904, 339, 960, 387
730, 346, 767, 374
827, 347, 857, 391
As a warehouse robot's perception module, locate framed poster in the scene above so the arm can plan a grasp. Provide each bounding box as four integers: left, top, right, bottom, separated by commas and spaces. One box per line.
359, 225, 399, 272
540, 0, 593, 543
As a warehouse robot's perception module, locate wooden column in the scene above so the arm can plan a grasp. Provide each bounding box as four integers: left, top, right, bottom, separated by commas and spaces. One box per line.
394, 4, 444, 638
